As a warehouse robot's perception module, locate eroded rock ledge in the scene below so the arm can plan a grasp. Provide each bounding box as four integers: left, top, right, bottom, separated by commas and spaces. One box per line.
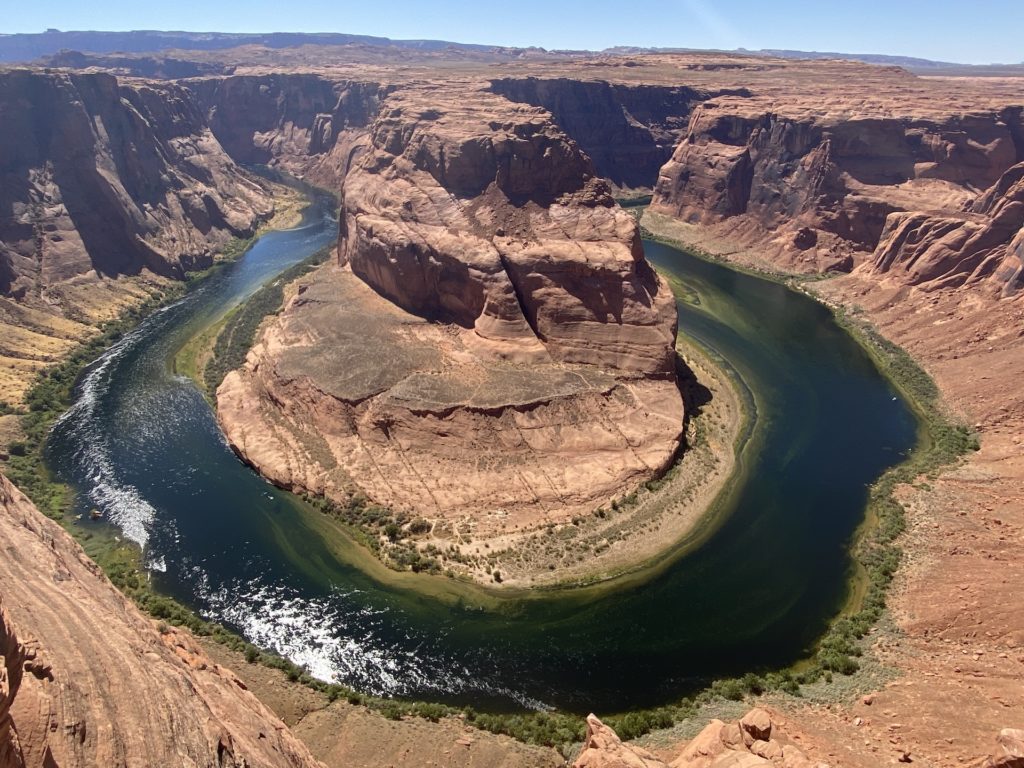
218, 83, 685, 581
574, 709, 825, 768
0, 474, 323, 768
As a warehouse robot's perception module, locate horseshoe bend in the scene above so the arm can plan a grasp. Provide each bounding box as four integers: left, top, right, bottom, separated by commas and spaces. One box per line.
215, 84, 693, 586
1, 22, 1024, 768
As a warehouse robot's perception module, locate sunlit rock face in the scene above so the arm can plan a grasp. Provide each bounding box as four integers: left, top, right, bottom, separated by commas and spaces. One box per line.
0, 69, 275, 298
218, 82, 684, 541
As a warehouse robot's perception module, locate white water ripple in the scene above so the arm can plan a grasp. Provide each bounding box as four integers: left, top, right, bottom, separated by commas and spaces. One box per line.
52, 303, 184, 549
193, 566, 547, 708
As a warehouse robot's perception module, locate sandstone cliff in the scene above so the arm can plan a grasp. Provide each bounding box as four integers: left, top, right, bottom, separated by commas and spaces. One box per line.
217, 83, 684, 581
652, 95, 1023, 277
186, 74, 391, 190
0, 473, 324, 768
0, 69, 274, 297
867, 159, 1024, 295
0, 68, 277, 404
489, 77, 742, 190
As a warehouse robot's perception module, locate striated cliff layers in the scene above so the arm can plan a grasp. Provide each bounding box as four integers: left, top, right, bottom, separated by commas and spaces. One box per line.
868, 158, 1024, 295
186, 73, 391, 190
489, 77, 744, 190
0, 69, 275, 298
0, 473, 323, 768
0, 69, 280, 404
217, 83, 684, 551
651, 88, 1024, 284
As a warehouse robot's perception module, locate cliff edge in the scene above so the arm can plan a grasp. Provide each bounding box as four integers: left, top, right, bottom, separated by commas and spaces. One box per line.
0, 473, 323, 768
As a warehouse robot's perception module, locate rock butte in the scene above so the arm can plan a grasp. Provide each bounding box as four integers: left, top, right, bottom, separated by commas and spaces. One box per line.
217, 82, 685, 548
0, 43, 1022, 768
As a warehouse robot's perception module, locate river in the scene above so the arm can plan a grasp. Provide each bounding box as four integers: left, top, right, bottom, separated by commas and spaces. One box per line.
45, 197, 919, 713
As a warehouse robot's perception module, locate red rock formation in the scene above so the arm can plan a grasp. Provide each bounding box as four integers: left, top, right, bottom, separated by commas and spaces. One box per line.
868, 160, 1024, 295
217, 84, 684, 575
0, 473, 324, 768
652, 95, 1023, 278
186, 74, 391, 190
340, 84, 678, 374
572, 710, 823, 768
986, 729, 1024, 768
574, 715, 666, 768
0, 69, 275, 299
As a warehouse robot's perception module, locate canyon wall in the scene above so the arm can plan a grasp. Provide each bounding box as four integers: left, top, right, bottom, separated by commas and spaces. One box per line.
867, 157, 1024, 295
186, 74, 391, 189
0, 69, 275, 299
489, 77, 739, 189
0, 68, 280, 405
651, 93, 1024, 285
0, 473, 324, 768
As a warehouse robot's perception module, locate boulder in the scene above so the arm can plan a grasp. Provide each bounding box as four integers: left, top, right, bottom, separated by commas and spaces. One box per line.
574, 715, 668, 768
739, 708, 773, 742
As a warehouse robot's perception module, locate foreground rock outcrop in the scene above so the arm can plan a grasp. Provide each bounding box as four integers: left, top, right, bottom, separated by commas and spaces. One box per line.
218, 82, 684, 582
574, 710, 826, 768
986, 729, 1024, 768
0, 473, 323, 768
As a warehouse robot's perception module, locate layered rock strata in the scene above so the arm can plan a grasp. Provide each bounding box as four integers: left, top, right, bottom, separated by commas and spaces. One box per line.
186, 74, 391, 190
0, 68, 277, 404
218, 84, 683, 555
0, 69, 274, 297
489, 77, 745, 190
867, 159, 1024, 295
0, 473, 324, 768
652, 97, 1023, 277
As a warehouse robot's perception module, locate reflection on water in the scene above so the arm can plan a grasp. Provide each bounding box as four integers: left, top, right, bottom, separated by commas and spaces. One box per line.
46, 205, 919, 713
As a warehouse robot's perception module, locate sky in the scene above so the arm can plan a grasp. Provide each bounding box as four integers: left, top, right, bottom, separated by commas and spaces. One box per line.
4, 0, 1023, 65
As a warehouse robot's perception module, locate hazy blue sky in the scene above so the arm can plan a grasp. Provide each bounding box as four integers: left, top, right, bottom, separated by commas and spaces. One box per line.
5, 0, 1022, 64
